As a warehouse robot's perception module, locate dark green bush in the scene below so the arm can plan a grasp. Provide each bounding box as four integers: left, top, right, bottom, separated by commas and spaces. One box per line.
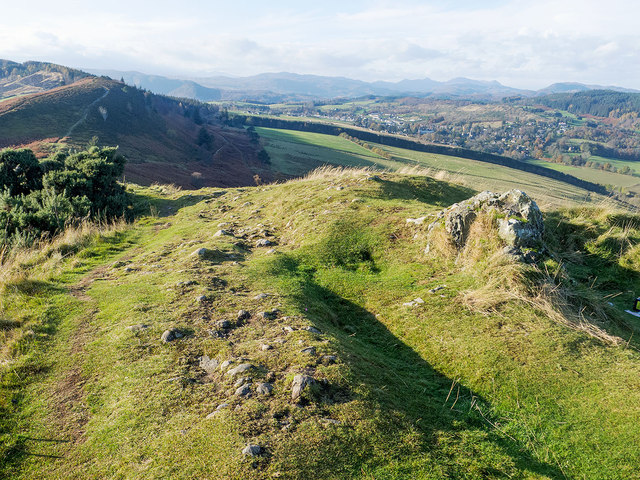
0, 146, 131, 247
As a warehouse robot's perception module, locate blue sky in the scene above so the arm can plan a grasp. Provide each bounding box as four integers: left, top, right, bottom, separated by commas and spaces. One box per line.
1, 0, 639, 89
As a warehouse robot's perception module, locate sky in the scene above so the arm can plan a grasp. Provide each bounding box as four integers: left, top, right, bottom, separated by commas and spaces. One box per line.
1, 0, 639, 90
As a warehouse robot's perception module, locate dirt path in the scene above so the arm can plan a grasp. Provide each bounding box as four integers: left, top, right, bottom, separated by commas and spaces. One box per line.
61, 87, 110, 140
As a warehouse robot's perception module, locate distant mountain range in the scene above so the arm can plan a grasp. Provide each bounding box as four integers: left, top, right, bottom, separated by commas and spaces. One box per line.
87, 68, 640, 102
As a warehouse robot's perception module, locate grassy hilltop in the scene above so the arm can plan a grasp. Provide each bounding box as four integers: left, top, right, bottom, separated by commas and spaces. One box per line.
1, 168, 640, 479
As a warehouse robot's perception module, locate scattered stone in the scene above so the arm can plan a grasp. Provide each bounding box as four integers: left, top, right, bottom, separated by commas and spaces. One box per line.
242, 444, 262, 456
256, 382, 273, 396
322, 355, 337, 365
301, 346, 317, 355
235, 377, 251, 387
192, 247, 213, 258
126, 324, 149, 332
213, 229, 232, 237
176, 280, 198, 287
261, 344, 272, 351
291, 374, 315, 402
216, 319, 231, 329
403, 298, 425, 307
428, 286, 445, 294
237, 310, 251, 321
303, 326, 322, 334
124, 266, 136, 272
199, 355, 219, 373
226, 363, 255, 377
256, 239, 275, 247
265, 372, 276, 382
266, 248, 277, 254
335, 186, 344, 191
217, 402, 229, 410
235, 384, 252, 397
196, 295, 207, 303
283, 326, 295, 333
253, 293, 271, 300
220, 360, 235, 371
161, 329, 183, 343
218, 222, 230, 227
406, 216, 429, 225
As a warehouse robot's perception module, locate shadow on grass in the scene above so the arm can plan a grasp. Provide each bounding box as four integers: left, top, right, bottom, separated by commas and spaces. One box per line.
545, 210, 640, 348
375, 176, 476, 208
265, 254, 566, 479
129, 190, 225, 218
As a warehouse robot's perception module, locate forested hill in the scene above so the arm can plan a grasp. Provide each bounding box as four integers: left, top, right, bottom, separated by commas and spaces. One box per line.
527, 90, 640, 117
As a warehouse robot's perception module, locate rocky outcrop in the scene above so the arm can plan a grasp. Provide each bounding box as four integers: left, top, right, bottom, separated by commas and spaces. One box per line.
427, 190, 544, 258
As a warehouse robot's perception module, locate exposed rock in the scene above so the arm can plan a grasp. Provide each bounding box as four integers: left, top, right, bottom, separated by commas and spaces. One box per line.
161, 329, 183, 343
253, 293, 271, 300
242, 444, 262, 456
291, 374, 315, 402
428, 190, 543, 253
192, 247, 213, 258
259, 310, 279, 320
283, 326, 295, 333
301, 346, 317, 355
206, 402, 229, 419
237, 309, 251, 321
322, 355, 337, 365
226, 363, 255, 377
256, 382, 273, 395
261, 344, 273, 351
235, 384, 252, 396
256, 239, 275, 247
216, 319, 232, 329
213, 229, 232, 237
126, 324, 149, 332
199, 355, 219, 373
176, 280, 197, 287
234, 377, 251, 387
303, 326, 322, 334
403, 298, 425, 307
196, 295, 207, 303
220, 360, 235, 371
406, 216, 429, 225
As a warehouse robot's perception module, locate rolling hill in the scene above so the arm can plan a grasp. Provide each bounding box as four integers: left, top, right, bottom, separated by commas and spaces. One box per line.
0, 76, 276, 188
0, 60, 89, 100
1, 169, 640, 478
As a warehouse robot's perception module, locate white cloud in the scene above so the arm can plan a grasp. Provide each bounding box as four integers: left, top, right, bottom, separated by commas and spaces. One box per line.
0, 0, 639, 88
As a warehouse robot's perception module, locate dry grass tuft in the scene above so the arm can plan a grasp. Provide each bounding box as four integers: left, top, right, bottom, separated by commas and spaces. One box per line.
297, 165, 377, 182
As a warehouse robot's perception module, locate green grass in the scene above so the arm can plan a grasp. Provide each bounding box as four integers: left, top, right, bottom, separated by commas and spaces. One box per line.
525, 158, 640, 189
257, 127, 606, 208
2, 172, 640, 478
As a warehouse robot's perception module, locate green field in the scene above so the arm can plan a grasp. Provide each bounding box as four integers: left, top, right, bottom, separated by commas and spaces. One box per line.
257, 127, 607, 208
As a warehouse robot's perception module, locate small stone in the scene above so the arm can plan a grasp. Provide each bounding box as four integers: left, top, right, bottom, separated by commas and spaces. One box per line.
283, 326, 294, 333
403, 298, 425, 307
235, 377, 251, 387
301, 346, 317, 355
124, 266, 135, 272
216, 319, 231, 329
192, 247, 212, 257
242, 444, 262, 456
322, 355, 337, 364
196, 295, 207, 303
428, 286, 445, 294
256, 239, 274, 247
161, 329, 182, 343
266, 248, 277, 254
256, 382, 273, 395
291, 374, 315, 402
303, 326, 322, 334
253, 293, 270, 300
237, 310, 251, 321
217, 403, 229, 410
199, 355, 219, 373
213, 229, 232, 237
126, 324, 149, 332
261, 344, 272, 351
235, 384, 252, 396
220, 360, 235, 371
259, 310, 278, 320
226, 363, 255, 377
406, 216, 429, 225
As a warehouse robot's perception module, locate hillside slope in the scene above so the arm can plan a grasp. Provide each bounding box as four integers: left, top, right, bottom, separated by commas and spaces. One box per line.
0, 77, 276, 188
0, 60, 89, 100
1, 171, 640, 479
